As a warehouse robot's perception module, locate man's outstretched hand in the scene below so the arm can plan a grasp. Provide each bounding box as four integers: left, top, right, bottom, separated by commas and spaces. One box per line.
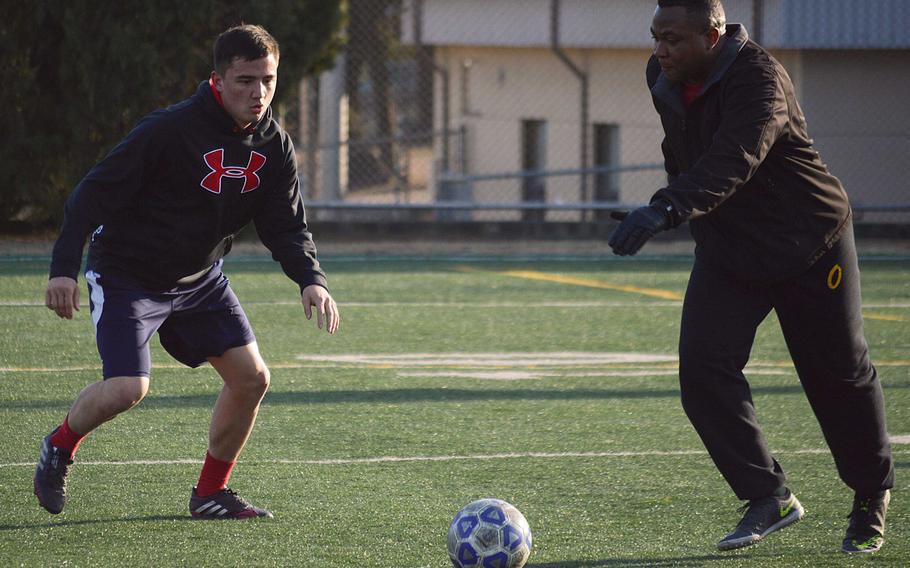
302, 284, 340, 335
608, 203, 672, 256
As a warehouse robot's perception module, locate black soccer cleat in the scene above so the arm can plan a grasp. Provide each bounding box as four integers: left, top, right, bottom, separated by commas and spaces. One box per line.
189, 487, 274, 519
842, 489, 890, 554
34, 429, 73, 514
717, 490, 804, 551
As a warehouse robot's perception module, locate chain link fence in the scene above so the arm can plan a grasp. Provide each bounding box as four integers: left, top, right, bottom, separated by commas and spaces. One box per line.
297, 0, 910, 226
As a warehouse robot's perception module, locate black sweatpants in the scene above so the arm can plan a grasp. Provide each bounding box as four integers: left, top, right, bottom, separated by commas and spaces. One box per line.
678, 224, 894, 500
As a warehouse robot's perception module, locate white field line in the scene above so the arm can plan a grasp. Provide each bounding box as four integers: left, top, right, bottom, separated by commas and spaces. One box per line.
5, 300, 910, 309
296, 352, 678, 366
0, 352, 680, 373
1, 300, 683, 308
3, 447, 909, 470
395, 370, 684, 380
5, 254, 910, 264
396, 369, 793, 380
4, 352, 910, 374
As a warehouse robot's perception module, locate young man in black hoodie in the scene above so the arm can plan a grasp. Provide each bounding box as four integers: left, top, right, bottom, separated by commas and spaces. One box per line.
609, 0, 893, 554
36, 24, 339, 519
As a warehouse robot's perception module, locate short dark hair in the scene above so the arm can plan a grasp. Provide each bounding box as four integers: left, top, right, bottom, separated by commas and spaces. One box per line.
213, 24, 280, 75
657, 0, 726, 32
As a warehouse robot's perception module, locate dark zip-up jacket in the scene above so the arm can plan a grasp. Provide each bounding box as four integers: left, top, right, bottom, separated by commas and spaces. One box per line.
649, 24, 850, 285
50, 81, 326, 292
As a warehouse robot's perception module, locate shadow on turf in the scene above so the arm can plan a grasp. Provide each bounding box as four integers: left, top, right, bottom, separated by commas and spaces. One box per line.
0, 385, 852, 410
0, 514, 190, 531
7, 380, 910, 411
526, 555, 731, 567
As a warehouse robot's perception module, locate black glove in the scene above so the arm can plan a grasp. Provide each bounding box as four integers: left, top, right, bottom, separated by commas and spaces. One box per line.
608, 202, 672, 256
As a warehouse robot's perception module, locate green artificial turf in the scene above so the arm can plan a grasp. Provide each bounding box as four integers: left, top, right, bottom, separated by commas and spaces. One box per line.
1, 254, 907, 566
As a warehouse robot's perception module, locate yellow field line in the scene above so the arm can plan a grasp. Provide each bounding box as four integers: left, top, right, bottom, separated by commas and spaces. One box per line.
457, 267, 910, 319
457, 266, 684, 301
864, 312, 906, 322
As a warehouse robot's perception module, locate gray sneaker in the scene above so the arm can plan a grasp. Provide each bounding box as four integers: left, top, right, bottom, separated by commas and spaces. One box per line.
842, 489, 890, 554
34, 429, 73, 514
717, 491, 804, 551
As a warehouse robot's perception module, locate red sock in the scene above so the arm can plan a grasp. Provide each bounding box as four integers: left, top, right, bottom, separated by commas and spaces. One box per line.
49, 415, 87, 456
196, 451, 236, 497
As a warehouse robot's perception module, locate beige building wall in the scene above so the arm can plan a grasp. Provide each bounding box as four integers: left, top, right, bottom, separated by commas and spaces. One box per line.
408, 0, 761, 49
437, 45, 668, 220
797, 50, 909, 211
433, 43, 906, 221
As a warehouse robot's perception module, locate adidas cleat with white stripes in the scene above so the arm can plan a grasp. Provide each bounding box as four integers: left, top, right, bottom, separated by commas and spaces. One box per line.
189, 487, 273, 519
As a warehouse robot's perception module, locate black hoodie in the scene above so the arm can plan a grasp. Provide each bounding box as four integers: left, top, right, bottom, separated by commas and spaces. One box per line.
50, 81, 326, 291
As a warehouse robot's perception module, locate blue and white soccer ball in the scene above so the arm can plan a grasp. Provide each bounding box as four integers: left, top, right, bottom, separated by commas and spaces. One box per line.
447, 498, 532, 568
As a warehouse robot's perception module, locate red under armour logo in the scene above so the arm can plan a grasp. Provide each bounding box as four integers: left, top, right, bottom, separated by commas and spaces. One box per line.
200, 149, 267, 194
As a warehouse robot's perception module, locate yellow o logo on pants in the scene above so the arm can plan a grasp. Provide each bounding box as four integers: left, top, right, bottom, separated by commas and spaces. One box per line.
827, 264, 843, 290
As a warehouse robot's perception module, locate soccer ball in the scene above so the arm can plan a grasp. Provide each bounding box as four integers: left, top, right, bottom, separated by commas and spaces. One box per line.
447, 498, 532, 568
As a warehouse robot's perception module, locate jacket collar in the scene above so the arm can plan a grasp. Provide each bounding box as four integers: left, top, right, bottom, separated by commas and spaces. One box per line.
651, 24, 749, 116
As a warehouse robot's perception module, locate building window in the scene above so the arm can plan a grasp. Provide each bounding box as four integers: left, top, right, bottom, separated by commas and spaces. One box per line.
521, 119, 547, 222
461, 58, 474, 116
593, 123, 620, 221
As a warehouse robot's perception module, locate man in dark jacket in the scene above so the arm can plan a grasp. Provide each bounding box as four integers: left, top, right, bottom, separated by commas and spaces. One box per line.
35, 25, 339, 520
609, 0, 893, 553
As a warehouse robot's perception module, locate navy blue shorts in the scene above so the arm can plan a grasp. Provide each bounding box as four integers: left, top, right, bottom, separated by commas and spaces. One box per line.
84, 261, 256, 379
